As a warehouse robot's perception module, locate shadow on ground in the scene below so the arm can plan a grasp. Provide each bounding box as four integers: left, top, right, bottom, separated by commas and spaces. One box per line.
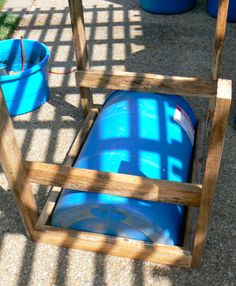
0, 0, 236, 285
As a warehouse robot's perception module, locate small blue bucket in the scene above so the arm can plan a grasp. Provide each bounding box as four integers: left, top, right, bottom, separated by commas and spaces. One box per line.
207, 0, 236, 22
139, 0, 197, 14
0, 39, 50, 116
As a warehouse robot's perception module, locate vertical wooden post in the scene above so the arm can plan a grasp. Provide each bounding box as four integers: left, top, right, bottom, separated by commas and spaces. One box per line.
68, 0, 93, 118
0, 88, 38, 239
207, 0, 229, 128
212, 0, 229, 80
191, 79, 231, 267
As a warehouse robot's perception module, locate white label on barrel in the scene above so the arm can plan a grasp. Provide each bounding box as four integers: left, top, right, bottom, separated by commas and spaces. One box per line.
174, 106, 195, 146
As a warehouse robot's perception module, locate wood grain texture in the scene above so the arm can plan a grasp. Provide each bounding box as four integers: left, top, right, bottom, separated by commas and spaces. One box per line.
208, 0, 229, 130
26, 161, 202, 207
191, 79, 232, 267
76, 69, 217, 98
64, 108, 98, 166
36, 187, 61, 227
36, 109, 98, 226
212, 0, 229, 80
34, 225, 192, 267
0, 88, 38, 238
68, 0, 93, 117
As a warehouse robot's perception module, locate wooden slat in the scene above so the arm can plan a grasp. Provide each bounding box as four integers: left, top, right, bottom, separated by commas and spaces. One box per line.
64, 108, 98, 166
184, 119, 205, 249
76, 70, 217, 98
68, 0, 93, 117
36, 186, 61, 227
212, 0, 229, 80
36, 109, 98, 226
26, 161, 202, 207
191, 79, 232, 267
207, 0, 229, 131
34, 225, 192, 267
0, 88, 38, 238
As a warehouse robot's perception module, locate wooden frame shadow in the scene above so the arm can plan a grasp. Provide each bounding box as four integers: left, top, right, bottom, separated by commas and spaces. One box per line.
0, 0, 231, 268
0, 77, 231, 268
30, 111, 205, 268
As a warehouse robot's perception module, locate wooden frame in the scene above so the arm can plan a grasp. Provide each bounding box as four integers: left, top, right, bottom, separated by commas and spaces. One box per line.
0, 0, 231, 268
207, 0, 229, 127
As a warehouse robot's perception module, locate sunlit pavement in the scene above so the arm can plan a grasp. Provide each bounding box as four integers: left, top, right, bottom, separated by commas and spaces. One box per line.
0, 0, 235, 285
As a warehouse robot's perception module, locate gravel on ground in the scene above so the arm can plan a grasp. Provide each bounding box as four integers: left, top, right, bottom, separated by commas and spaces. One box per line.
0, 0, 235, 285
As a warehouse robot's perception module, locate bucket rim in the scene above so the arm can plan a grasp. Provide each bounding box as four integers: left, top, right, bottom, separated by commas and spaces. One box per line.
0, 39, 50, 82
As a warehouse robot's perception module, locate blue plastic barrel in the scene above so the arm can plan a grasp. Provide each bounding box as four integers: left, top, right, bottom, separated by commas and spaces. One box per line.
51, 91, 197, 246
0, 39, 50, 115
207, 0, 236, 22
139, 0, 197, 14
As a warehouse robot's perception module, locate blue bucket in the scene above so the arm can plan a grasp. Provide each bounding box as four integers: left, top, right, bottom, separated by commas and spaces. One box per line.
51, 91, 197, 246
139, 0, 197, 14
0, 39, 50, 116
207, 0, 236, 22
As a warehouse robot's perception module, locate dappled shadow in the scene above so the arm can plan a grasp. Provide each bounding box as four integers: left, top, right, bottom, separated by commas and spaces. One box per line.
0, 0, 236, 285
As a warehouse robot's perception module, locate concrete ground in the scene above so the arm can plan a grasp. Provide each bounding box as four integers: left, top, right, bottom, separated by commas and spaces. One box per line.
0, 0, 235, 285
2, 0, 34, 18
